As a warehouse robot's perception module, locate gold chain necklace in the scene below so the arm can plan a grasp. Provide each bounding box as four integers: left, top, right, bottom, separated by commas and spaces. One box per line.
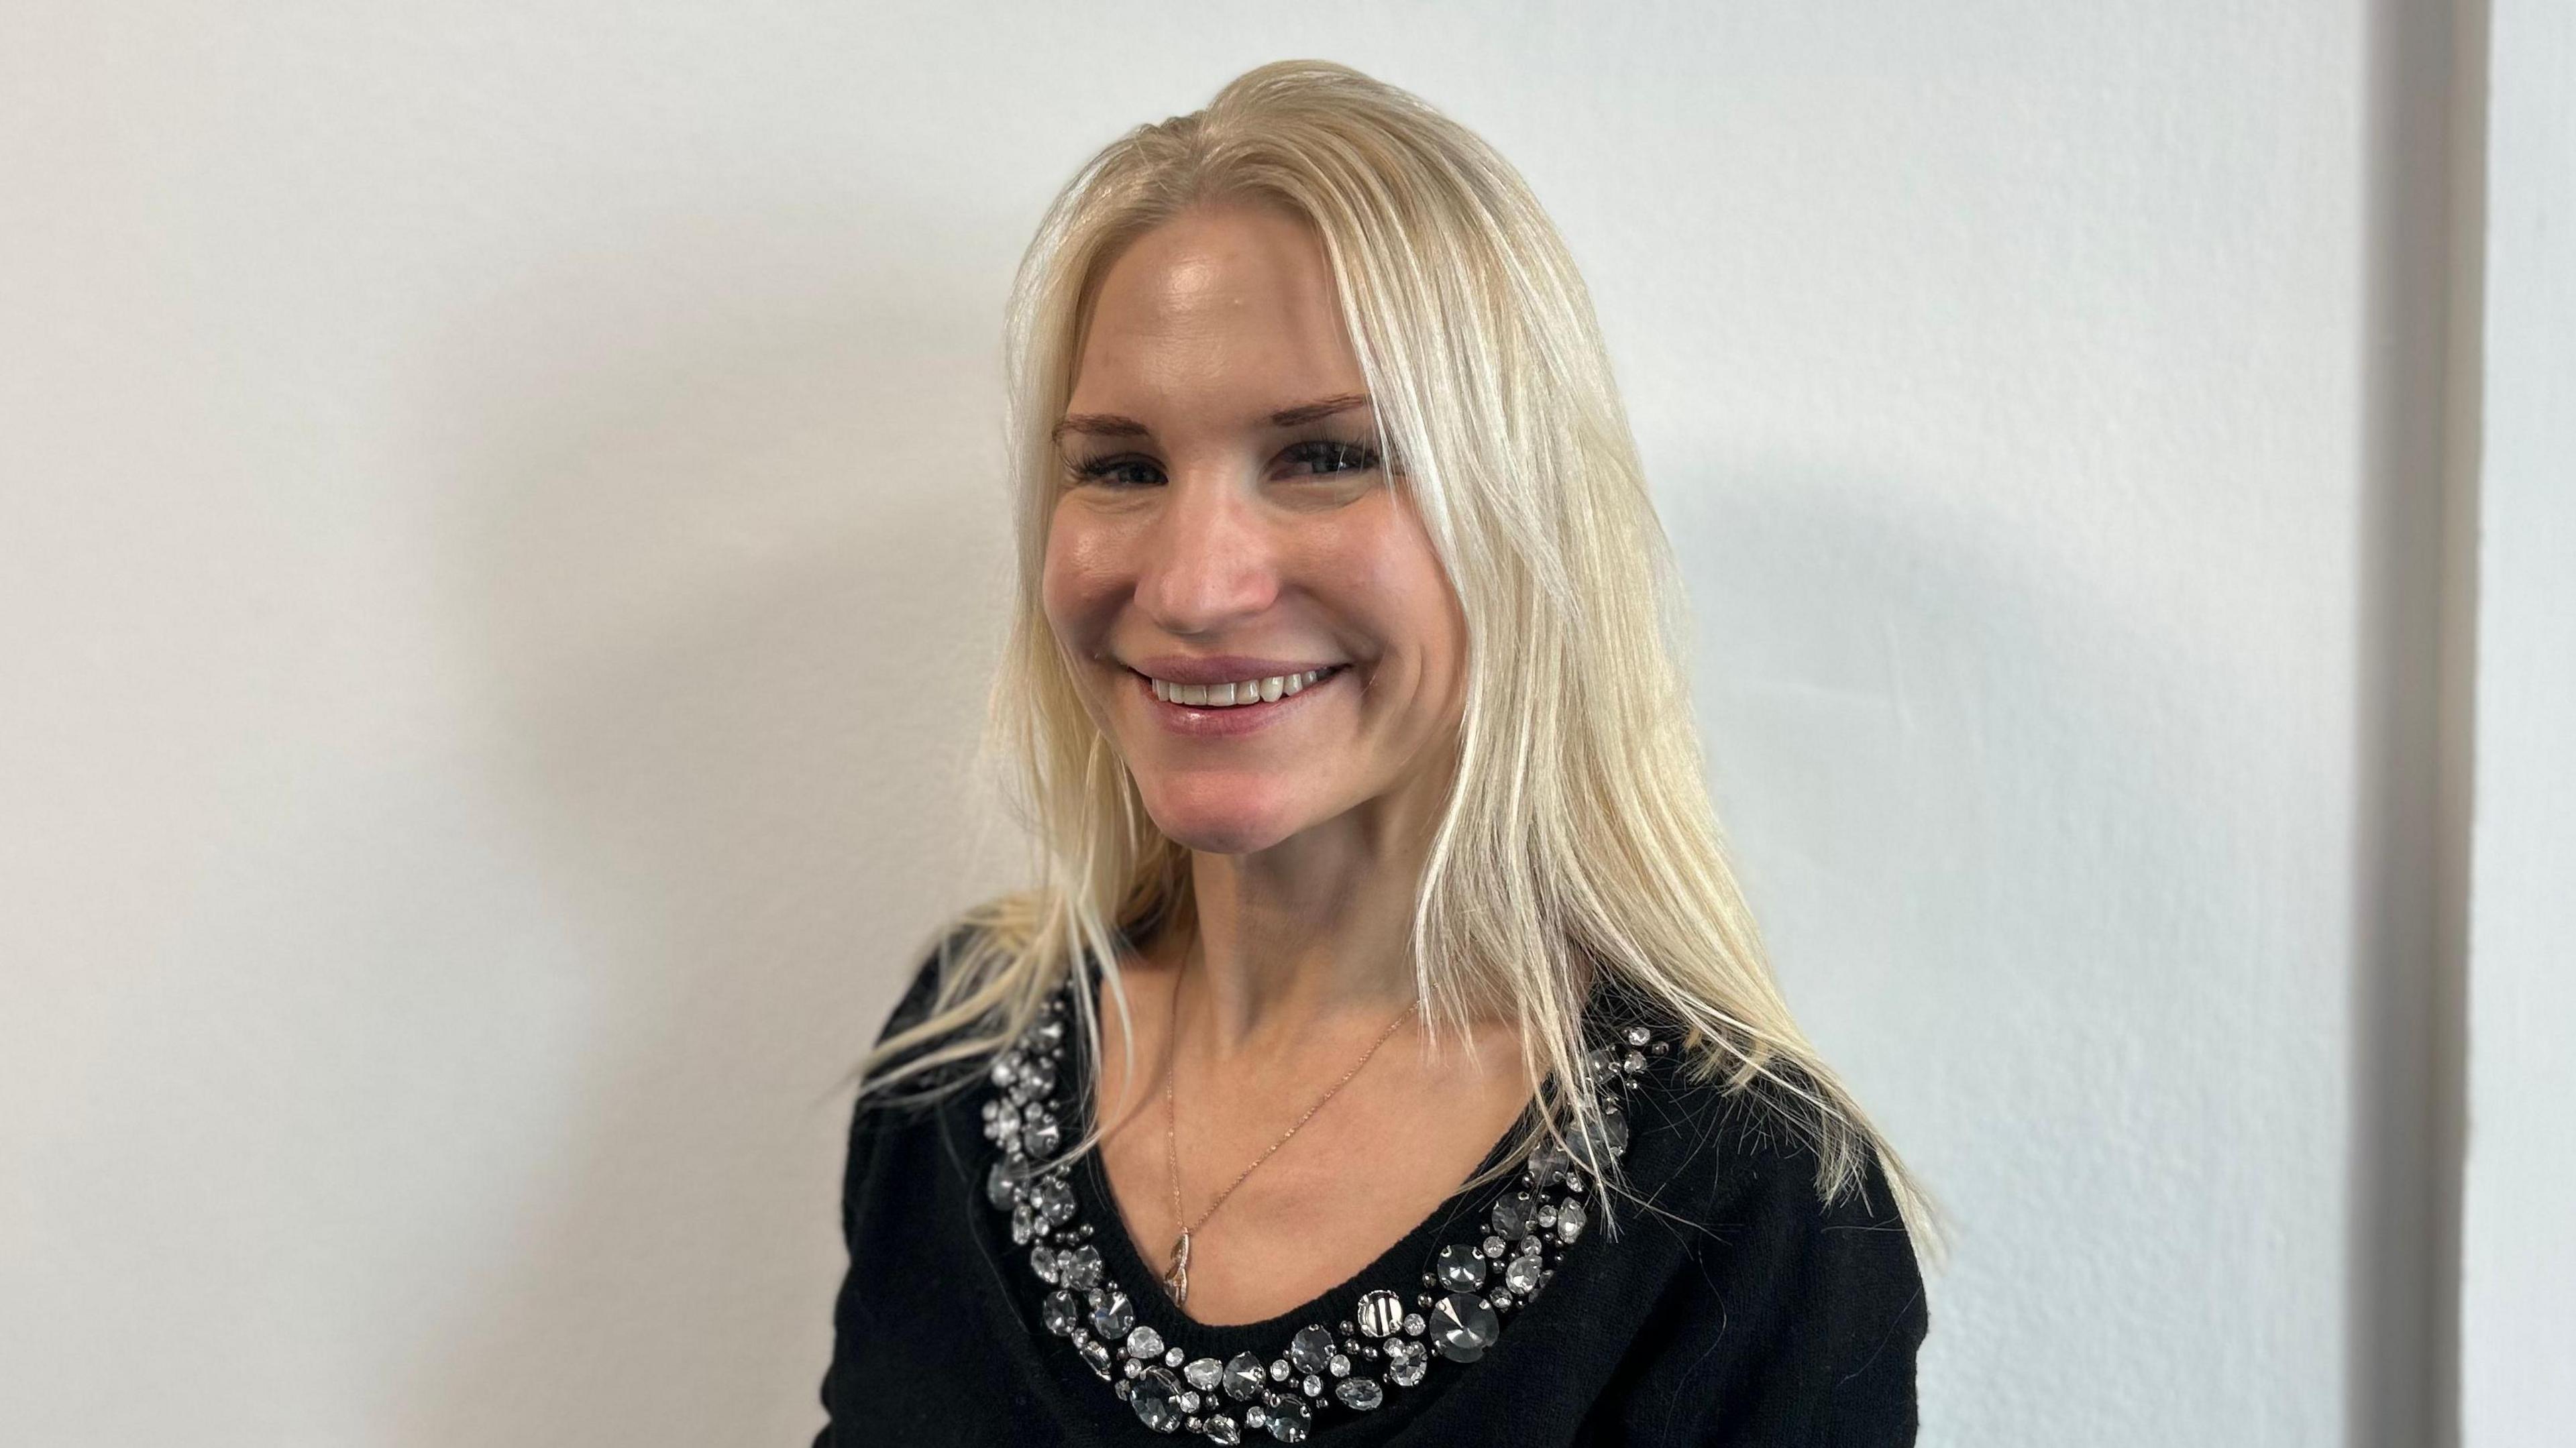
1157, 946, 1419, 1308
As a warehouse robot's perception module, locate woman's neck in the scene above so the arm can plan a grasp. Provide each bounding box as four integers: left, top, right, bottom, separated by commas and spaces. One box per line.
1162, 822, 1427, 1064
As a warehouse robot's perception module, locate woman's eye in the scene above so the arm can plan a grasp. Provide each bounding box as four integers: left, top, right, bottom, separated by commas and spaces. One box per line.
1069, 455, 1165, 488
1280, 440, 1381, 478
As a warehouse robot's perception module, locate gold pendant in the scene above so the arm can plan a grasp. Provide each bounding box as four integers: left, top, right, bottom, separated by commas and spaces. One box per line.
1163, 1229, 1190, 1306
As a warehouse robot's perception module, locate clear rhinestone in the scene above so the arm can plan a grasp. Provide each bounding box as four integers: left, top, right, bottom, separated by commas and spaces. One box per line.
1384, 1337, 1429, 1386
1557, 1199, 1587, 1244
1301, 1374, 1322, 1397
1505, 1253, 1544, 1294
985, 1160, 1020, 1210
1030, 1176, 1076, 1225
1624, 1026, 1652, 1047
991, 1056, 1019, 1088
1623, 1048, 1646, 1075
1057, 1244, 1103, 1290
1287, 1324, 1336, 1374
1126, 1325, 1166, 1359
1130, 1366, 1185, 1433
1402, 1313, 1425, 1337
1354, 1288, 1406, 1338
1165, 1346, 1185, 1367
1222, 1353, 1267, 1401
1020, 1054, 1057, 1099
1010, 1203, 1036, 1244
1334, 1377, 1385, 1411
1482, 1235, 1506, 1259
1584, 1043, 1617, 1084
1184, 1357, 1224, 1391
1536, 1204, 1558, 1229
1268, 1359, 1289, 1382
1042, 1290, 1079, 1335
1530, 1138, 1572, 1188
1025, 1113, 1063, 1156
1078, 1335, 1115, 1379
1203, 1414, 1241, 1445
1091, 1292, 1134, 1340
1177, 1390, 1200, 1414
1328, 1353, 1349, 1378
1264, 1399, 1310, 1443
1430, 1292, 1499, 1363
1436, 1243, 1489, 1291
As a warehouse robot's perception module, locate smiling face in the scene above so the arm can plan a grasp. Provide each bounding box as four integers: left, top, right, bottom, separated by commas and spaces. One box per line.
1040, 201, 1469, 858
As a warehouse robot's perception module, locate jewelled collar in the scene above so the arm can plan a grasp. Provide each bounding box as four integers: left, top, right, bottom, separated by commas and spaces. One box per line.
977, 981, 1666, 1442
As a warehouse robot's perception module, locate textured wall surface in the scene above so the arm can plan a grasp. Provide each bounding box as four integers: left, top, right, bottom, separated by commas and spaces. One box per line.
0, 4, 2462, 1445
2459, 0, 2576, 1442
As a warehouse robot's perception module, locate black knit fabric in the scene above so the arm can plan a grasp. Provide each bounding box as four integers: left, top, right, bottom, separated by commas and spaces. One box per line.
814, 939, 1927, 1446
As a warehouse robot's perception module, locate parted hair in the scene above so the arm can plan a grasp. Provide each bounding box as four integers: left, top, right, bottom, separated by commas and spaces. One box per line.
853, 58, 1944, 1269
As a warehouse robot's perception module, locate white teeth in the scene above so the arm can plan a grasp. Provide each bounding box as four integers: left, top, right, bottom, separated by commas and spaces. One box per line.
1150, 668, 1332, 707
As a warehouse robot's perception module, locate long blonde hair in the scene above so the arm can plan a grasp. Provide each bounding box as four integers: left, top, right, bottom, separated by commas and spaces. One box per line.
857, 58, 1946, 1272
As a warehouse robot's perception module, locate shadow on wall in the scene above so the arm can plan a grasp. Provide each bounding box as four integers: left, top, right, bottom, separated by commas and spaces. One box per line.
396, 197, 1014, 1447
1666, 453, 2382, 1444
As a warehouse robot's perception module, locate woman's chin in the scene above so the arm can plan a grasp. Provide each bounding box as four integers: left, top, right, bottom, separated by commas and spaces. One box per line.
1144, 797, 1307, 857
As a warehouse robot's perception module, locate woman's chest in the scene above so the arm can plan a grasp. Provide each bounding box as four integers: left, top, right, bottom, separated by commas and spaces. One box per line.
1088, 1065, 1534, 1327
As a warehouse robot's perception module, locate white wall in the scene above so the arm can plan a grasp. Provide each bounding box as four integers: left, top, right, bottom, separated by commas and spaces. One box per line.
0, 4, 2475, 1445
2458, 1, 2576, 1443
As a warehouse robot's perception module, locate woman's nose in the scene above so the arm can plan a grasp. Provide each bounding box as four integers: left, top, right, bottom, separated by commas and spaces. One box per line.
1134, 463, 1281, 630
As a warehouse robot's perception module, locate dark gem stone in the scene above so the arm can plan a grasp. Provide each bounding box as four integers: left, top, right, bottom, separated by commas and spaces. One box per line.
1430, 1292, 1499, 1362
1287, 1324, 1336, 1374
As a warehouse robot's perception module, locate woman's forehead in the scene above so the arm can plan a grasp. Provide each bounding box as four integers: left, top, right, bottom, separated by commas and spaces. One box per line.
1067, 206, 1364, 419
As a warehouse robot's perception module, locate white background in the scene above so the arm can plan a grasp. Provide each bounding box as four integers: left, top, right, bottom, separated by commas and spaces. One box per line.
2, 3, 2557, 1445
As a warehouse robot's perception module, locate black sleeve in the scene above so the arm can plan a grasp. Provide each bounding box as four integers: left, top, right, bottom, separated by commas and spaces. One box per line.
811, 930, 972, 1447
1699, 1148, 1929, 1446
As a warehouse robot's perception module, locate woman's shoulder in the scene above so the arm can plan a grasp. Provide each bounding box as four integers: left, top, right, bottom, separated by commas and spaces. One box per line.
1602, 1007, 1923, 1284
1607, 1052, 1929, 1439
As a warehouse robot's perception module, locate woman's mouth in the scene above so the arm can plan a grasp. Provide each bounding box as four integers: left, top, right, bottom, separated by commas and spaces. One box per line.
1130, 663, 1350, 737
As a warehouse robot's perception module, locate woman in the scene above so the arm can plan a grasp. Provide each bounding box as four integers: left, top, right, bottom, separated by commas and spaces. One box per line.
816, 60, 1940, 1446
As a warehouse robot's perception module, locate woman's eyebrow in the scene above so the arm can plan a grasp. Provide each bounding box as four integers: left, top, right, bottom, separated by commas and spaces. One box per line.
1264, 393, 1373, 427
1049, 394, 1375, 447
